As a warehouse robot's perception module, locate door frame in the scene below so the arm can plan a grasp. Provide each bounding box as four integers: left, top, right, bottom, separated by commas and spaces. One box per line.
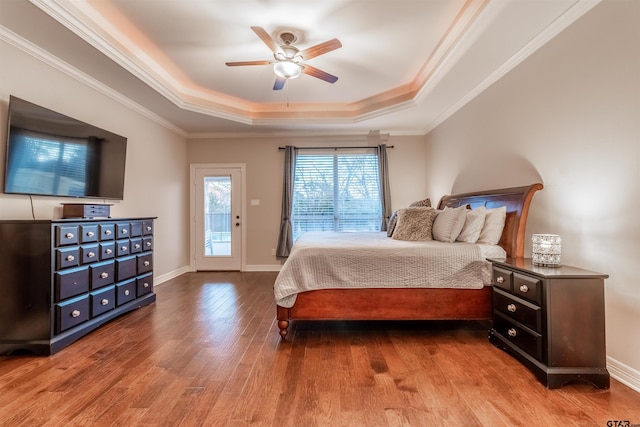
189, 163, 247, 271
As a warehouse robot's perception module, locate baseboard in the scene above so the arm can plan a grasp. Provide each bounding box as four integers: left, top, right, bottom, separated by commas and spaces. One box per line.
154, 265, 190, 286
244, 264, 282, 272
607, 356, 640, 393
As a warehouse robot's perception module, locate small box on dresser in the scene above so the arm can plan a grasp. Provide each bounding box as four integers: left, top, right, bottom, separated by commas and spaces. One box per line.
0, 217, 156, 355
488, 258, 610, 389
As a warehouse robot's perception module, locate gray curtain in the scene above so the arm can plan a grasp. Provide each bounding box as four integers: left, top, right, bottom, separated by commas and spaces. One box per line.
276, 145, 296, 257
378, 144, 392, 231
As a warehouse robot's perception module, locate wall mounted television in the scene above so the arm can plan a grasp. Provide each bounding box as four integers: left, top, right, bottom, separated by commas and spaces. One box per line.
3, 96, 127, 200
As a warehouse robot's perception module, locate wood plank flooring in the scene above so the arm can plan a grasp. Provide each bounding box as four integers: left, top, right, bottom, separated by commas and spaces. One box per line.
1, 271, 640, 426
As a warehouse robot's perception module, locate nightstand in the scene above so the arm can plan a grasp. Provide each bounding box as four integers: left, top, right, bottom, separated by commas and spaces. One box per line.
487, 258, 610, 389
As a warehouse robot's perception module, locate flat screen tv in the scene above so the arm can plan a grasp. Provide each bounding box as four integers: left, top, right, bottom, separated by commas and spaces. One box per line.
4, 96, 127, 200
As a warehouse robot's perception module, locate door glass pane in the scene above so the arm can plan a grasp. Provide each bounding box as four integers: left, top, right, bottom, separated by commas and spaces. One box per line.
204, 176, 231, 256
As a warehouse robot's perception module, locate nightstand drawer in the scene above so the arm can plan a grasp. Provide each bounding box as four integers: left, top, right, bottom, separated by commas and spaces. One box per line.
493, 288, 542, 332
514, 273, 542, 304
492, 266, 513, 291
56, 295, 90, 333
493, 312, 543, 362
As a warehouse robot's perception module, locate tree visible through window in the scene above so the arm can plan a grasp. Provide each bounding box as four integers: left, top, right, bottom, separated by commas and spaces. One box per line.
292, 153, 382, 240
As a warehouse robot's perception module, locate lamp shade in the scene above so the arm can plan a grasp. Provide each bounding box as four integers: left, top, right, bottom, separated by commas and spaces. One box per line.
273, 61, 302, 79
532, 234, 562, 267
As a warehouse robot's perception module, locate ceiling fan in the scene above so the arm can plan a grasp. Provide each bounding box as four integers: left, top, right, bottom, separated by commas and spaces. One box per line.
225, 26, 342, 90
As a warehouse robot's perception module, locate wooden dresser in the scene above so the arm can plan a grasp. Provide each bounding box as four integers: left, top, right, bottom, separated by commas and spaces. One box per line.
488, 258, 609, 389
0, 217, 156, 355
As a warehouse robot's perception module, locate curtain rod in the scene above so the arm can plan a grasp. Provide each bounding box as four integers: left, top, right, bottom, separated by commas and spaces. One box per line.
278, 145, 394, 150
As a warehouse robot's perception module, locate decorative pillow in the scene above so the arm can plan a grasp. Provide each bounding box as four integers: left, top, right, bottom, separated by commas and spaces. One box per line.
391, 207, 438, 241
456, 206, 487, 243
477, 206, 507, 245
387, 211, 399, 237
432, 205, 467, 243
409, 198, 431, 208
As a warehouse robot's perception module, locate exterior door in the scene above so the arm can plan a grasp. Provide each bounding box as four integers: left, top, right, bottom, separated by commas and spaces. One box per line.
193, 165, 244, 270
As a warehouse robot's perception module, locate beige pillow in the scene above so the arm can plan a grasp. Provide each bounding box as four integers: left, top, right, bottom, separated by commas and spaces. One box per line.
477, 206, 507, 245
432, 206, 467, 243
387, 211, 398, 237
456, 206, 487, 243
409, 198, 431, 208
391, 207, 438, 241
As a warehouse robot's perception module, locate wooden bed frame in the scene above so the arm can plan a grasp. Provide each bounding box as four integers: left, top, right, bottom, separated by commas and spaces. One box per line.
276, 183, 543, 338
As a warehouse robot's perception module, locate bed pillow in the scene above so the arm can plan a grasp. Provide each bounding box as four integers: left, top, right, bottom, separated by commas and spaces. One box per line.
387, 211, 399, 237
456, 206, 487, 243
409, 198, 431, 208
391, 207, 438, 241
477, 206, 507, 245
432, 205, 467, 242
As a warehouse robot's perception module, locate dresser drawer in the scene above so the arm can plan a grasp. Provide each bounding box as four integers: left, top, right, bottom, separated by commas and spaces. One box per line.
493, 312, 543, 362
90, 260, 115, 290
56, 247, 80, 270
116, 223, 130, 239
137, 273, 153, 296
90, 286, 115, 317
116, 279, 137, 305
116, 256, 137, 281
137, 253, 153, 274
143, 220, 153, 235
493, 288, 542, 332
130, 221, 143, 237
55, 267, 89, 302
56, 295, 90, 333
142, 236, 153, 251
116, 239, 130, 257
79, 224, 99, 243
493, 266, 513, 291
100, 242, 115, 260
55, 225, 79, 247
130, 238, 143, 254
514, 273, 542, 304
80, 244, 100, 264
99, 223, 115, 241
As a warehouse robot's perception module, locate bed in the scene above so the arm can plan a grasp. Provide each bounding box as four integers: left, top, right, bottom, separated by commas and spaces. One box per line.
275, 183, 543, 338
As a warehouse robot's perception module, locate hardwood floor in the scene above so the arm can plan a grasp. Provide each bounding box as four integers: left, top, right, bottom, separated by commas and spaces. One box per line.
1, 272, 640, 426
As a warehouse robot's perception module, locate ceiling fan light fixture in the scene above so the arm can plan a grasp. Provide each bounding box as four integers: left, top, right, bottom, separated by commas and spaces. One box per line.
273, 61, 302, 79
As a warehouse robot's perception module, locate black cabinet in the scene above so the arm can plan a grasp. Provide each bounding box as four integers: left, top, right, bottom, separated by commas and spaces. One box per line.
0, 218, 156, 355
488, 258, 609, 389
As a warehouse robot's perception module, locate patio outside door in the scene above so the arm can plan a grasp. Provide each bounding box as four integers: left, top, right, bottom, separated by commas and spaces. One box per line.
193, 165, 243, 270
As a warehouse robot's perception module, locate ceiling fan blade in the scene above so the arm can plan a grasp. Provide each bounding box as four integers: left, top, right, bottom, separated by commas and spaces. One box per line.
251, 26, 283, 55
302, 65, 339, 84
225, 60, 273, 67
299, 38, 342, 60
273, 76, 287, 91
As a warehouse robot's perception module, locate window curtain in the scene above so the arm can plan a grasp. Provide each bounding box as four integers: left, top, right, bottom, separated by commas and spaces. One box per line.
378, 144, 391, 231
276, 145, 297, 257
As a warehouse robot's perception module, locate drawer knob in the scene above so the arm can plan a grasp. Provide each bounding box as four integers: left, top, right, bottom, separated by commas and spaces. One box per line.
146, 242, 152, 247
121, 229, 128, 235
121, 246, 128, 251
87, 252, 95, 258
105, 249, 113, 255
519, 284, 529, 293
100, 272, 109, 279
144, 261, 150, 267
507, 328, 517, 338
65, 232, 74, 239
87, 231, 95, 237
71, 310, 81, 318
507, 303, 517, 313
105, 230, 112, 235
124, 290, 130, 296
101, 298, 109, 306
496, 276, 504, 284
143, 282, 149, 288
135, 244, 141, 249
66, 255, 75, 262
146, 226, 152, 231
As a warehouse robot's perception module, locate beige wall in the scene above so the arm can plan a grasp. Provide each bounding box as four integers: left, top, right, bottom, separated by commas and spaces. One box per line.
0, 39, 191, 280
425, 0, 640, 378
187, 135, 428, 267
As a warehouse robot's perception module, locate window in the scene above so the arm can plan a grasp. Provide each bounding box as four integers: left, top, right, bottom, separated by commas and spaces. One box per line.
292, 152, 382, 240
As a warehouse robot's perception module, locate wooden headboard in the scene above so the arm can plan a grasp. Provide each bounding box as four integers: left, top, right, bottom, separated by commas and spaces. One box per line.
437, 183, 543, 258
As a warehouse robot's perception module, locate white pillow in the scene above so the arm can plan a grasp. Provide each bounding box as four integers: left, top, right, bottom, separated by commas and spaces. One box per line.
456, 206, 487, 243
477, 206, 507, 245
432, 206, 467, 243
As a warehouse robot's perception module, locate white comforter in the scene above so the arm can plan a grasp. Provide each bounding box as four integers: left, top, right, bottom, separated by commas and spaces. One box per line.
274, 231, 506, 308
